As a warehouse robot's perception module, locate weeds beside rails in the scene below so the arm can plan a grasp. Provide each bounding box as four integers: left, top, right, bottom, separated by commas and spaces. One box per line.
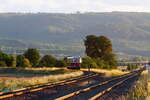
81, 68, 129, 77
127, 70, 149, 100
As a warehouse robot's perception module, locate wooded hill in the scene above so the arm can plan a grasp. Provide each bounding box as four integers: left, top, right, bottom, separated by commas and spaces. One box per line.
0, 12, 150, 57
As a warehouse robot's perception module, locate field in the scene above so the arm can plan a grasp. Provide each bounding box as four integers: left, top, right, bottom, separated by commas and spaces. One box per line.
0, 67, 83, 92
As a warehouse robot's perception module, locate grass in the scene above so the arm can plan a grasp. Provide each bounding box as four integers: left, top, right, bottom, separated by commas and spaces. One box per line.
81, 68, 129, 77
0, 67, 83, 92
127, 70, 149, 100
0, 67, 73, 76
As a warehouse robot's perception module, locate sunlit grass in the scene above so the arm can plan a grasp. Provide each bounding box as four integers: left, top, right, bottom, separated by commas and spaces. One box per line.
0, 67, 83, 92
127, 70, 148, 100
81, 68, 129, 77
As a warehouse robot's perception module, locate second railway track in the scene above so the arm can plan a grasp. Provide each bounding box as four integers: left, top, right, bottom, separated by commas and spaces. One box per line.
55, 69, 143, 100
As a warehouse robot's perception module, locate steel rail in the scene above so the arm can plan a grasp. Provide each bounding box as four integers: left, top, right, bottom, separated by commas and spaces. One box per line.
89, 73, 138, 100
0, 72, 98, 100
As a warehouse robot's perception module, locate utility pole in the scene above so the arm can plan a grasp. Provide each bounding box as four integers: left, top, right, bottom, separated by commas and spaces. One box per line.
88, 64, 91, 85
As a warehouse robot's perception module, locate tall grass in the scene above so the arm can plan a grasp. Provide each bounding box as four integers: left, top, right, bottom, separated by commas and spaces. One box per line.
81, 68, 129, 77
127, 70, 149, 100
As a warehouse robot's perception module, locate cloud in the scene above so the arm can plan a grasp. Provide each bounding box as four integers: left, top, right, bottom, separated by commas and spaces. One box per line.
0, 0, 149, 13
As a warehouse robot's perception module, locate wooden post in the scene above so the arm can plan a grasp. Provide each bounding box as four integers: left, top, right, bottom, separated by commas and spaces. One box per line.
88, 64, 91, 85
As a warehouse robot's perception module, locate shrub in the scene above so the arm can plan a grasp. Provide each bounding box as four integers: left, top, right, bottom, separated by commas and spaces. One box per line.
93, 58, 105, 69
81, 56, 113, 69
16, 55, 25, 67
39, 55, 56, 67
16, 55, 31, 68
22, 58, 32, 67
5, 55, 14, 67
0, 51, 14, 67
81, 56, 98, 68
0, 61, 6, 67
55, 60, 67, 67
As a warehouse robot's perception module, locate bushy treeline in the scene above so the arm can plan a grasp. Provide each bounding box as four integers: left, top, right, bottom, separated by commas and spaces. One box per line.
127, 64, 139, 71
81, 56, 116, 69
0, 48, 67, 68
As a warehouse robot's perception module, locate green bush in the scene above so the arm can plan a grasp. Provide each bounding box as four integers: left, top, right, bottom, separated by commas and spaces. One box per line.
22, 58, 32, 67
5, 55, 14, 67
0, 51, 14, 67
81, 56, 114, 69
0, 61, 6, 67
93, 58, 105, 69
101, 53, 117, 69
39, 55, 56, 67
16, 55, 31, 68
24, 48, 40, 67
81, 56, 98, 68
55, 60, 67, 67
16, 55, 25, 67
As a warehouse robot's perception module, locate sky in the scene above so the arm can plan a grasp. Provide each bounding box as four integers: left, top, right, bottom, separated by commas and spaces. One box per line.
0, 0, 150, 13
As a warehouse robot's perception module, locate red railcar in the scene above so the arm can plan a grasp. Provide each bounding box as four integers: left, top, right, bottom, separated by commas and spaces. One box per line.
67, 56, 82, 69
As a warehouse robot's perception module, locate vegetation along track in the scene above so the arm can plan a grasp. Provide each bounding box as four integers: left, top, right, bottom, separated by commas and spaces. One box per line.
0, 71, 98, 100
55, 68, 144, 100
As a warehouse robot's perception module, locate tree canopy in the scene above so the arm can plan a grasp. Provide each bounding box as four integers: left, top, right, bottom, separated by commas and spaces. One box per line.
39, 55, 56, 67
84, 35, 116, 67
0, 51, 14, 67
24, 48, 40, 67
84, 35, 113, 58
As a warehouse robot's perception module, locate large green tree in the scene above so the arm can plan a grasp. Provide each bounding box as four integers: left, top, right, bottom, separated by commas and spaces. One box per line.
0, 51, 14, 67
24, 48, 40, 67
84, 35, 116, 67
84, 35, 113, 58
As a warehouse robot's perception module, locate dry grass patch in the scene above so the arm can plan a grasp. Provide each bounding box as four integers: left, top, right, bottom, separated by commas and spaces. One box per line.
81, 68, 129, 77
127, 70, 148, 100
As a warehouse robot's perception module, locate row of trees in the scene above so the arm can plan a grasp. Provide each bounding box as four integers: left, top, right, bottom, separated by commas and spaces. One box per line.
0, 35, 117, 69
0, 48, 66, 68
81, 56, 114, 69
127, 64, 139, 71
17, 48, 67, 67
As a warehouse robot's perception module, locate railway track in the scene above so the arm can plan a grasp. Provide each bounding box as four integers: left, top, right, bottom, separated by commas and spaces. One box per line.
0, 69, 144, 100
0, 72, 99, 100
55, 69, 143, 100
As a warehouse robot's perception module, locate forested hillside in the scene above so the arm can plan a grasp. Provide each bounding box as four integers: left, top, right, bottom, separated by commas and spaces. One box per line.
0, 12, 150, 57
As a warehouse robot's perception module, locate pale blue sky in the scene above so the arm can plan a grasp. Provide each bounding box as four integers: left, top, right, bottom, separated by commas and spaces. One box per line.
0, 0, 150, 13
